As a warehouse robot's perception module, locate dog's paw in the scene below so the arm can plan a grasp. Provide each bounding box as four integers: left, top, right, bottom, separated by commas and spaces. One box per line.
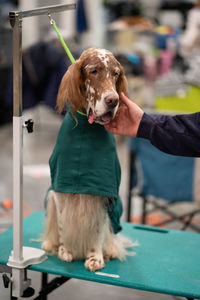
42, 240, 57, 254
58, 245, 73, 262
85, 254, 105, 272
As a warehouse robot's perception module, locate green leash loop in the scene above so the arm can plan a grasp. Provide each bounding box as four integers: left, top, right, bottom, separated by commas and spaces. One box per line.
48, 13, 75, 64
76, 110, 87, 116
48, 14, 87, 118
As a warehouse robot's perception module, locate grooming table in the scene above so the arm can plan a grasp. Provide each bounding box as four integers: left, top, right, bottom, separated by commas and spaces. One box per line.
0, 211, 200, 299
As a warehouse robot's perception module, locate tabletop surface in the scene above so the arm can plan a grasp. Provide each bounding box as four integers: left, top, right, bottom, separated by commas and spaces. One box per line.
0, 211, 200, 299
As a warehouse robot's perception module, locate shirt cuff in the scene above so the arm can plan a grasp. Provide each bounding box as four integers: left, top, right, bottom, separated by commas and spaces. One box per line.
137, 113, 154, 138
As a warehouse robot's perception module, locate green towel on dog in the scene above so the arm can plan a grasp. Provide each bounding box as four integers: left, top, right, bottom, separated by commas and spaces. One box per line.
49, 111, 122, 233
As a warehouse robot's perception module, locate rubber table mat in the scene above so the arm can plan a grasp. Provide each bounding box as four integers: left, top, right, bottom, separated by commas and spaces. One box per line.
0, 211, 200, 299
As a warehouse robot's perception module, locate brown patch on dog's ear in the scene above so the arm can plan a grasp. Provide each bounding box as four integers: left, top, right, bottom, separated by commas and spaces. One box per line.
116, 64, 129, 106
56, 59, 86, 114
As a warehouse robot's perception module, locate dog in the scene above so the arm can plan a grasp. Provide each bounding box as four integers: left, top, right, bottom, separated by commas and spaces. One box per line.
42, 48, 137, 272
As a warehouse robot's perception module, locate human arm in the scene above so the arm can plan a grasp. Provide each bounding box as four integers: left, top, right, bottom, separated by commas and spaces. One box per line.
137, 112, 200, 157
105, 93, 200, 157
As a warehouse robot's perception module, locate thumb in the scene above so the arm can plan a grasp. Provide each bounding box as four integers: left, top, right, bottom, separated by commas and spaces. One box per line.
120, 92, 132, 108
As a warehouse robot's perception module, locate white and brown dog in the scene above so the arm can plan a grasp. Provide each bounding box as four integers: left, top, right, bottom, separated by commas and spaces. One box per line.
42, 48, 137, 272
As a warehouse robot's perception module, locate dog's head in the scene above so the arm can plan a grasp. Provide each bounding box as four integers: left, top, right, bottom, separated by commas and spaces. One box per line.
57, 48, 129, 124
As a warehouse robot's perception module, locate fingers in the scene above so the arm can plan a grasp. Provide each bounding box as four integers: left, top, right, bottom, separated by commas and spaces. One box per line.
105, 118, 116, 129
104, 123, 117, 134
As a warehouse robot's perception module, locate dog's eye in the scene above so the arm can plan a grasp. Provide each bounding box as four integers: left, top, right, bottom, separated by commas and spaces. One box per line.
90, 69, 98, 75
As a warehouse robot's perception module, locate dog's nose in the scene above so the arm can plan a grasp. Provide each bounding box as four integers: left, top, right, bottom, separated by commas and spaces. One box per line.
105, 94, 119, 108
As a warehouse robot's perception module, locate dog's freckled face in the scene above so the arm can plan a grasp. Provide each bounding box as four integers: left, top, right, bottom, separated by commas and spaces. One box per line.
83, 49, 120, 124
56, 48, 129, 124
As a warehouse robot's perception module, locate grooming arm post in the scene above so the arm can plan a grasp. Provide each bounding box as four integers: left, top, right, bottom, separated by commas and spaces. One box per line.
10, 12, 26, 297
12, 11, 23, 263
8, 4, 76, 298
9, 12, 40, 297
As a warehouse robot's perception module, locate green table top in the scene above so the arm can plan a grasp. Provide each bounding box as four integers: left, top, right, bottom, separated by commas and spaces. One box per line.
0, 211, 200, 299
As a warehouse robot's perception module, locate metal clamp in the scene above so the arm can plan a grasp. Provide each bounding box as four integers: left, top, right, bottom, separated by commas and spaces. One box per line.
48, 13, 55, 25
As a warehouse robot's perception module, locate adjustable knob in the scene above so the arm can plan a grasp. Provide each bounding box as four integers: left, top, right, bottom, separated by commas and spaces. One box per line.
24, 119, 34, 133
2, 273, 10, 288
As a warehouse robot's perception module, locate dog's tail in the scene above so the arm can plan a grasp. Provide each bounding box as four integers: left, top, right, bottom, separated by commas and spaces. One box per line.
113, 234, 138, 261
104, 229, 138, 261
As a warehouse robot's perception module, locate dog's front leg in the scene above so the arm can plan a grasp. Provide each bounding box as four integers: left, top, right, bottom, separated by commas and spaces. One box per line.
85, 247, 105, 272
58, 245, 73, 262
84, 220, 106, 272
54, 193, 74, 262
84, 197, 110, 272
42, 191, 59, 254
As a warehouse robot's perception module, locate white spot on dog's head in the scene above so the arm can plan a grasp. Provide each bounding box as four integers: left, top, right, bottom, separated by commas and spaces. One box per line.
96, 49, 110, 56
89, 87, 95, 94
96, 49, 111, 68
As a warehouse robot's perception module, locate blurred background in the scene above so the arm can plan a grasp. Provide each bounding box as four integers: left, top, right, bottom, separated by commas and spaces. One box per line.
1, 0, 200, 298
1, 0, 200, 124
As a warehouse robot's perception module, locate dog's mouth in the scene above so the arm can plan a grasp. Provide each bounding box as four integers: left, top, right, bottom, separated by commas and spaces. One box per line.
88, 108, 114, 125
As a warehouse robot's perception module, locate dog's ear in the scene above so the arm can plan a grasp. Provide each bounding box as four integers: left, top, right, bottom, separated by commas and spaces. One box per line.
116, 64, 129, 101
57, 60, 86, 114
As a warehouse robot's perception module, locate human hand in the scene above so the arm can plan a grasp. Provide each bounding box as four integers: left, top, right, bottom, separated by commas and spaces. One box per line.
104, 93, 144, 137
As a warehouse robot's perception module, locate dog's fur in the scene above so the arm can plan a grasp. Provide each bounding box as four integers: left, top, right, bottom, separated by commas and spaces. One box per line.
42, 48, 136, 272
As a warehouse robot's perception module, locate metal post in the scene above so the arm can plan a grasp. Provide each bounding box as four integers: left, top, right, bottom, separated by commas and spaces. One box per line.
12, 11, 23, 261
8, 3, 76, 297
10, 12, 25, 297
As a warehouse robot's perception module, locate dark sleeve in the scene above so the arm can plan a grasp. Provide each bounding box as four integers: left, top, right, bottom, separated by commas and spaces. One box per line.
137, 112, 200, 157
